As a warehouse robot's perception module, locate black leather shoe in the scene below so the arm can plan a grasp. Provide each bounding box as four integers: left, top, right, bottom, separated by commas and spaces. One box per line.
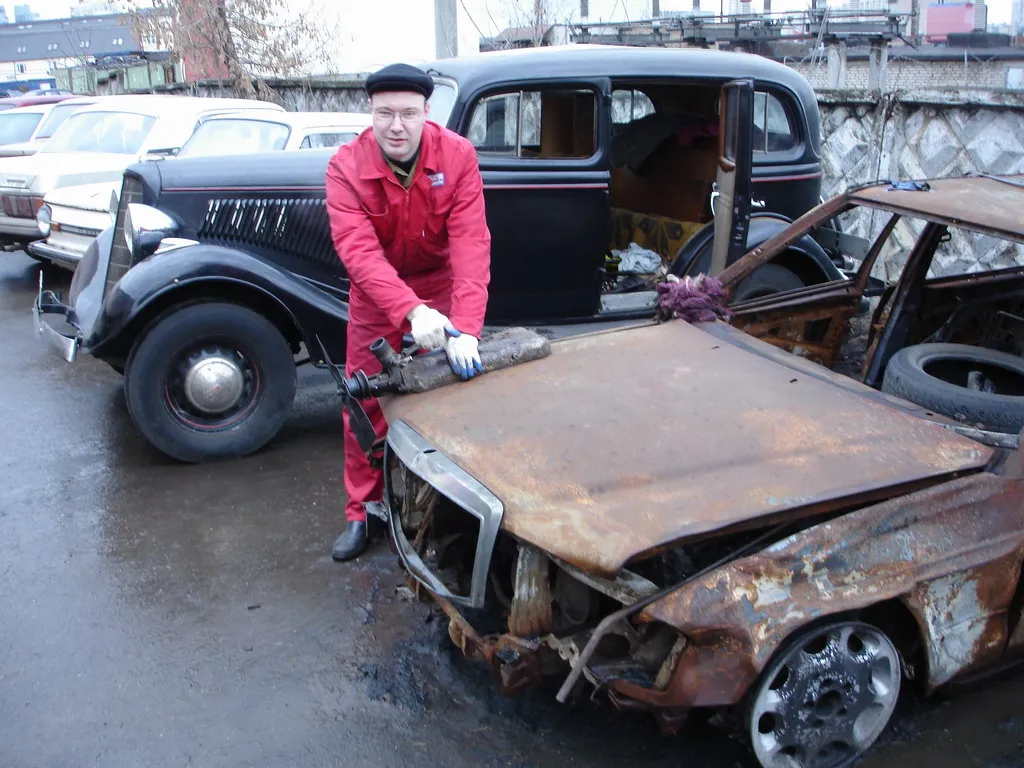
331, 521, 368, 561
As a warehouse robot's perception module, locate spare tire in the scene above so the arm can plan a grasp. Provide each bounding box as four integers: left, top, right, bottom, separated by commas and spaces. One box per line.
881, 343, 1024, 434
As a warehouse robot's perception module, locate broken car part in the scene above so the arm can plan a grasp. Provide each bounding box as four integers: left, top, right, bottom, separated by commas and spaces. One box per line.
318, 326, 551, 457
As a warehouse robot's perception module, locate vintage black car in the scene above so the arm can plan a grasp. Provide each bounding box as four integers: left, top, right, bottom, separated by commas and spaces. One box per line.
34, 45, 844, 462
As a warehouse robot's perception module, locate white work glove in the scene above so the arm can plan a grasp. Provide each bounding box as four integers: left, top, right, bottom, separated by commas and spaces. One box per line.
445, 330, 483, 381
407, 304, 453, 351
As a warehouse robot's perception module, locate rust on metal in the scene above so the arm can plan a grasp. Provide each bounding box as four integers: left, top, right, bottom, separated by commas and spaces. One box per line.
384, 320, 992, 578
730, 301, 859, 366
603, 473, 1024, 710
549, 555, 659, 604
719, 175, 1024, 300
849, 175, 1024, 242
903, 552, 1023, 687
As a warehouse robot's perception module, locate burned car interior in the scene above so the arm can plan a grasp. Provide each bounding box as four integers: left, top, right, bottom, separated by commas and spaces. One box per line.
726, 176, 1024, 417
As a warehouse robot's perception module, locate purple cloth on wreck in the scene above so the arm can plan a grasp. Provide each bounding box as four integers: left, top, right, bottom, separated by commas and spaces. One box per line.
656, 275, 732, 323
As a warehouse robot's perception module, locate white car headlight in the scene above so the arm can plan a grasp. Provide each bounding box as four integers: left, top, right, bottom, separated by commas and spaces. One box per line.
36, 204, 51, 237
124, 203, 177, 258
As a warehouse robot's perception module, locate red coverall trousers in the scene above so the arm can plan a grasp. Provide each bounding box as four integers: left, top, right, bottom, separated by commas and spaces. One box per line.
342, 280, 451, 523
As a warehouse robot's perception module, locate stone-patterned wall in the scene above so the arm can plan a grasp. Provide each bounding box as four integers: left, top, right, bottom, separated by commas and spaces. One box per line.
817, 89, 1024, 279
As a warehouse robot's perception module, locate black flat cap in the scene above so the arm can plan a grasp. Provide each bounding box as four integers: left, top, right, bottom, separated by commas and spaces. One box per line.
365, 63, 434, 99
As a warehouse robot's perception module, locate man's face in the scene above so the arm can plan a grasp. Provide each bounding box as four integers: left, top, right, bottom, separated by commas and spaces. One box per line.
371, 91, 429, 162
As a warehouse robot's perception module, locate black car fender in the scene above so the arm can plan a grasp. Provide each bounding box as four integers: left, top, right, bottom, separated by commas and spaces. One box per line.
88, 243, 350, 365
670, 214, 845, 287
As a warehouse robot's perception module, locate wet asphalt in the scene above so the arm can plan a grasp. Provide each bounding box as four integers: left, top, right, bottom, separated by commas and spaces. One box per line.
2, 250, 1024, 768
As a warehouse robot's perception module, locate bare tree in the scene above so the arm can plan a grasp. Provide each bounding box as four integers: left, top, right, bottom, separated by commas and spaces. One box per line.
126, 0, 338, 103
481, 0, 579, 48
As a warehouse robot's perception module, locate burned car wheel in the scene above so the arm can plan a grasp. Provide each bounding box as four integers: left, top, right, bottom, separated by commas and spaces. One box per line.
124, 302, 297, 463
882, 343, 1024, 434
748, 621, 901, 768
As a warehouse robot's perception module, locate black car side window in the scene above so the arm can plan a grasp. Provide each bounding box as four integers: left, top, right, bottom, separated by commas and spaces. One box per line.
467, 88, 598, 160
753, 91, 797, 153
611, 89, 655, 126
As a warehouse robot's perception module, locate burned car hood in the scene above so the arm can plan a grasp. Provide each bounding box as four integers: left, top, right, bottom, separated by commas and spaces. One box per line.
382, 321, 993, 578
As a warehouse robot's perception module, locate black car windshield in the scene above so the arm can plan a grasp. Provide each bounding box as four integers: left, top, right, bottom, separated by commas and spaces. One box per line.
41, 111, 156, 154
178, 118, 292, 157
35, 101, 88, 139
0, 111, 43, 144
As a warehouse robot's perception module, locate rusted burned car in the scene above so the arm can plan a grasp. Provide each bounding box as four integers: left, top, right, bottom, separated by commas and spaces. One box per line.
377, 174, 1024, 768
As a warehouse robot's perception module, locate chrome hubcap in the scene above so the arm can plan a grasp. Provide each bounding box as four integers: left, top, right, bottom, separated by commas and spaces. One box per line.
182, 354, 245, 415
750, 622, 901, 768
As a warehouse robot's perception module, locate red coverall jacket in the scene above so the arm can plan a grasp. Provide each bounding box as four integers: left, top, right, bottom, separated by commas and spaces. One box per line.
325, 121, 492, 522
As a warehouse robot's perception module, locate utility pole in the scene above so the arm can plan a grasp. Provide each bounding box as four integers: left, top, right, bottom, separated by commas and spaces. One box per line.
434, 0, 458, 59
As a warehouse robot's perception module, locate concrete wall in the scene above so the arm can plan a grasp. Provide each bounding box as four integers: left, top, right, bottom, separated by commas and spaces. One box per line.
153, 78, 371, 113
789, 55, 1024, 91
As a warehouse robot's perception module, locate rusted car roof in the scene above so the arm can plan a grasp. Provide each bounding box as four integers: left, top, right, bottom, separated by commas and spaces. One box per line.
383, 320, 993, 578
849, 175, 1024, 240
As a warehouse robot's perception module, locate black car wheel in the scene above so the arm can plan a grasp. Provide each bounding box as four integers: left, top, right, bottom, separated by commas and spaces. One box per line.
124, 302, 297, 463
732, 263, 805, 302
881, 343, 1024, 434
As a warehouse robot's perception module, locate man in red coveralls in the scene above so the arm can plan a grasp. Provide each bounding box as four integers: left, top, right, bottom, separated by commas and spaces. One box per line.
325, 63, 492, 562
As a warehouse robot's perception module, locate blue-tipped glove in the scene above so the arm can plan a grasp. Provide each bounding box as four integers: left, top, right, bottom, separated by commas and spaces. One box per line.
444, 327, 483, 380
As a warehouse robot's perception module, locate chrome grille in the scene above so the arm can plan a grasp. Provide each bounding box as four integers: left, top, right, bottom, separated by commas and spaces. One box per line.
197, 198, 340, 272
104, 175, 143, 299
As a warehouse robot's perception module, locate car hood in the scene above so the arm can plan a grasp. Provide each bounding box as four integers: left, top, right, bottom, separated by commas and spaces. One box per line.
0, 152, 135, 194
46, 180, 119, 212
382, 321, 993, 578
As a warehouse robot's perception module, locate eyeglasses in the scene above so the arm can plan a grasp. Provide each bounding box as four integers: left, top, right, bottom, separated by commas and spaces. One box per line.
373, 109, 423, 124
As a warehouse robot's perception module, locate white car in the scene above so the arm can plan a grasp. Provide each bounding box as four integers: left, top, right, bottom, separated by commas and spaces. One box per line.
0, 105, 57, 157
0, 96, 101, 158
1, 94, 284, 251
175, 109, 371, 157
30, 109, 370, 269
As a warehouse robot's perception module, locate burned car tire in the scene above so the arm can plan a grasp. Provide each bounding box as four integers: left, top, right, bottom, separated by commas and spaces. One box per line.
881, 343, 1024, 434
124, 302, 297, 463
748, 621, 902, 768
732, 264, 805, 302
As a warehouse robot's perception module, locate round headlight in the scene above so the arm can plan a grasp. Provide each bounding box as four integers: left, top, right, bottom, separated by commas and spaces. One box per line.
36, 204, 51, 237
